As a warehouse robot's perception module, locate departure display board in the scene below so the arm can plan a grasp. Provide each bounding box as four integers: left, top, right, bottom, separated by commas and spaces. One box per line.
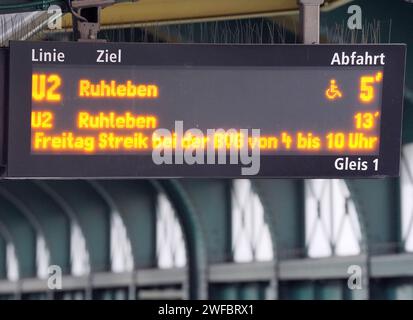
7, 41, 406, 178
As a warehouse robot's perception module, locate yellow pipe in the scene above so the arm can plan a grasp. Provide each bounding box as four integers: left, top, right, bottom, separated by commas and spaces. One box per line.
60, 0, 351, 29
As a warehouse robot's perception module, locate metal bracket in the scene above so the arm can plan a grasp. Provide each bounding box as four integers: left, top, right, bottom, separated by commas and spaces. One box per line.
71, 0, 115, 41
298, 0, 324, 44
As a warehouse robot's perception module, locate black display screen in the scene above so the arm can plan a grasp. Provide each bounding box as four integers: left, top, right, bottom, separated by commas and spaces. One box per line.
31, 65, 383, 156
6, 41, 406, 178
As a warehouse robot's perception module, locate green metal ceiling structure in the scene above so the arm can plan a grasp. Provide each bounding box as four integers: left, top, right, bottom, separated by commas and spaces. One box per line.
0, 176, 412, 300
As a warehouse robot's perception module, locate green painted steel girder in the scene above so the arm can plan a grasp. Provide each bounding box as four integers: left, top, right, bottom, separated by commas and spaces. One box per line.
157, 179, 208, 300
0, 237, 5, 278
2, 181, 71, 274
180, 180, 232, 264
0, 222, 11, 279
44, 181, 111, 273
347, 179, 401, 254
89, 180, 157, 269
0, 192, 37, 278
254, 179, 305, 259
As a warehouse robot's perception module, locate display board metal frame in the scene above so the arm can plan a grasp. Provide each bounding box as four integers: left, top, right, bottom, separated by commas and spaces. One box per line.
6, 41, 406, 178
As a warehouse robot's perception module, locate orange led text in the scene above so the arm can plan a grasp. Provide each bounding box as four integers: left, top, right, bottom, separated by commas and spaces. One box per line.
78, 80, 159, 98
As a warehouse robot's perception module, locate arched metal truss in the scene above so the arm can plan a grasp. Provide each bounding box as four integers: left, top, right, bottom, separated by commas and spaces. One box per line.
155, 180, 208, 300
0, 220, 17, 278
0, 184, 44, 280
0, 177, 412, 300
33, 180, 89, 277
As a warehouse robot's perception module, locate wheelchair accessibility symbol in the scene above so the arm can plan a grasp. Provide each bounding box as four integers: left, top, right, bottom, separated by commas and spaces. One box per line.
325, 79, 343, 100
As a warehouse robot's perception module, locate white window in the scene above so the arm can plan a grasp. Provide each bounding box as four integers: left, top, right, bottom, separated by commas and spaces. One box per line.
6, 243, 18, 281
305, 179, 362, 257
401, 143, 413, 251
231, 179, 273, 262
71, 222, 90, 276
156, 193, 186, 268
111, 212, 134, 273
36, 235, 50, 279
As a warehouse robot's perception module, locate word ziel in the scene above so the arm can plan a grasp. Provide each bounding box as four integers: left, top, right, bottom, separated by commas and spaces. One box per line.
96, 49, 122, 63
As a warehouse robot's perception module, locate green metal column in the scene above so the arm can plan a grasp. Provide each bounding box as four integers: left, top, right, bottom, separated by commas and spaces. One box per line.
180, 180, 232, 264
91, 180, 157, 269
0, 222, 18, 299
254, 180, 305, 259
181, 180, 275, 300
0, 196, 36, 278
180, 180, 231, 299
0, 231, 7, 279
3, 181, 71, 274
44, 181, 111, 273
347, 179, 401, 254
254, 179, 304, 299
89, 180, 161, 299
159, 180, 208, 300
346, 178, 401, 300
